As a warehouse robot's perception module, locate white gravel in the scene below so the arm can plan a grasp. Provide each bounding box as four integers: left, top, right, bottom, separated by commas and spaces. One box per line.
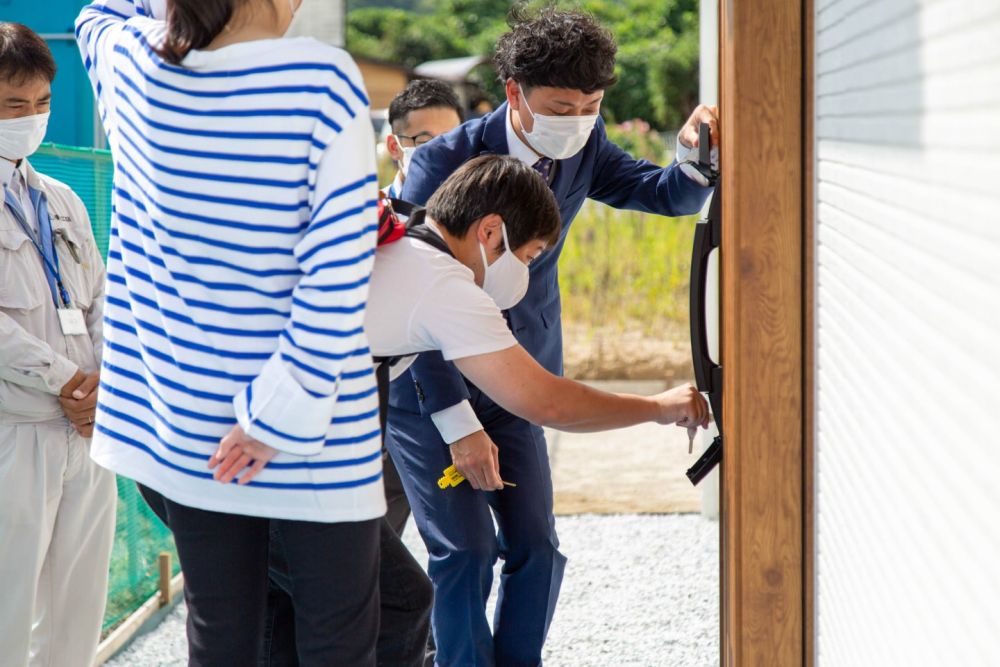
106, 514, 719, 667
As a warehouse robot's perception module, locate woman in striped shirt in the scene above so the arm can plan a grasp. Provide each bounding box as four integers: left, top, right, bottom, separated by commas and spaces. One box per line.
76, 1, 383, 664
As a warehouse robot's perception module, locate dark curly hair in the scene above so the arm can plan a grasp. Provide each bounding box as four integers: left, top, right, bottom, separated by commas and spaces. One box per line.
493, 7, 618, 93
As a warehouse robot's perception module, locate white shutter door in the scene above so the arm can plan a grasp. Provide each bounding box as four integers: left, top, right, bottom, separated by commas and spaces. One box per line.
814, 0, 1000, 664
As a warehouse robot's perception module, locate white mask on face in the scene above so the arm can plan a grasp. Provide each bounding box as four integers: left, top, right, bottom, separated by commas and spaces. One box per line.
479, 221, 530, 310
0, 112, 49, 161
519, 85, 597, 160
400, 145, 417, 177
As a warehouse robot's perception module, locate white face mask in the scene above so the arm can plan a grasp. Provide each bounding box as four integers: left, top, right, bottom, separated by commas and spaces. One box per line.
400, 145, 417, 177
479, 221, 530, 310
0, 112, 49, 161
519, 85, 597, 160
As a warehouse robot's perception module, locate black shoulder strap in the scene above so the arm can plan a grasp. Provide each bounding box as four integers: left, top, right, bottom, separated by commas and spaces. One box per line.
375, 358, 390, 438
372, 355, 412, 440
372, 216, 453, 438
405, 216, 454, 258
389, 197, 419, 218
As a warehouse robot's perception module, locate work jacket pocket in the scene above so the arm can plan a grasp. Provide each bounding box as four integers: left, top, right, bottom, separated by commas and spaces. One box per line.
0, 226, 47, 312
52, 225, 95, 310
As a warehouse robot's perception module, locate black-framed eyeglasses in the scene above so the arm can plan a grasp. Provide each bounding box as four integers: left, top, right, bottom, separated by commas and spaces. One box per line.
394, 132, 435, 147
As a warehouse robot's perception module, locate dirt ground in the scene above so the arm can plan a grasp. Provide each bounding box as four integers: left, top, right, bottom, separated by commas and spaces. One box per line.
550, 328, 710, 515
546, 362, 711, 517
561, 322, 694, 382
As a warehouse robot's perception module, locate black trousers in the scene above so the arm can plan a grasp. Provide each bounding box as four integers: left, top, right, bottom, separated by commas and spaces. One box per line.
265, 518, 433, 667
139, 484, 380, 667
382, 452, 412, 537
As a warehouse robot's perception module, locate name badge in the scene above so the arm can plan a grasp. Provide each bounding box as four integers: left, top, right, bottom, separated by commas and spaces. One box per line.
57, 308, 88, 336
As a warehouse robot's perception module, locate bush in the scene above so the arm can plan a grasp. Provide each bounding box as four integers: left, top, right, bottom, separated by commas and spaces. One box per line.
347, 0, 700, 133
559, 200, 696, 336
605, 119, 669, 164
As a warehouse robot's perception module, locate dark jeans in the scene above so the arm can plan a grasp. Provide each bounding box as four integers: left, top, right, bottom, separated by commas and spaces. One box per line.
138, 484, 380, 667
265, 518, 433, 667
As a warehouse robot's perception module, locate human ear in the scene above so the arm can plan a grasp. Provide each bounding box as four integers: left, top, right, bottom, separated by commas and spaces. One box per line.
386, 134, 404, 162
505, 79, 521, 111
475, 214, 504, 253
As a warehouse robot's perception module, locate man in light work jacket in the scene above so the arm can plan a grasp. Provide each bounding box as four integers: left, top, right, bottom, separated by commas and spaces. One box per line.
0, 23, 116, 667
388, 8, 721, 666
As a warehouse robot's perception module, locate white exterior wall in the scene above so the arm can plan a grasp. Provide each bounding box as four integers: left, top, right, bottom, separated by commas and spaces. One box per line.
288, 1, 345, 47
814, 0, 1000, 664
697, 0, 721, 519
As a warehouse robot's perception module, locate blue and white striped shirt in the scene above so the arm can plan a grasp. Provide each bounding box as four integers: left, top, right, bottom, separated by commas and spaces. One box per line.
76, 1, 385, 522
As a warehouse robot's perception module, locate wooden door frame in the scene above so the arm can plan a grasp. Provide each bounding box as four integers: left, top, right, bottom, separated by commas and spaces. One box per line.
718, 0, 810, 664
802, 0, 816, 663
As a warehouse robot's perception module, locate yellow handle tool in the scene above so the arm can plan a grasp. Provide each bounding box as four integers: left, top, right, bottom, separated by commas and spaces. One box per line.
437, 465, 466, 489
437, 465, 517, 489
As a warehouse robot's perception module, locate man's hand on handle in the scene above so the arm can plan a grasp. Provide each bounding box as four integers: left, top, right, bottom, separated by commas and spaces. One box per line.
654, 383, 710, 431
449, 429, 503, 491
676, 105, 721, 186
678, 104, 720, 151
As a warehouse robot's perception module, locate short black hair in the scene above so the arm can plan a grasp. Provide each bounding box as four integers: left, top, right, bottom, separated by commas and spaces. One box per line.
0, 23, 56, 86
388, 79, 464, 133
427, 155, 561, 250
494, 8, 617, 93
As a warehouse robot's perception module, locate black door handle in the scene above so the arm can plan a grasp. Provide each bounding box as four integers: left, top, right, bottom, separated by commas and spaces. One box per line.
686, 123, 723, 486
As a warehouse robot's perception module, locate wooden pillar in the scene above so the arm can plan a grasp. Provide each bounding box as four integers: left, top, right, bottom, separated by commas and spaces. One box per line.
802, 0, 816, 663
719, 0, 805, 664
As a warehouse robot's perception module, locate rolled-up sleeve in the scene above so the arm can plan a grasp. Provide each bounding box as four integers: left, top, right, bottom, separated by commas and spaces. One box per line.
232, 111, 379, 455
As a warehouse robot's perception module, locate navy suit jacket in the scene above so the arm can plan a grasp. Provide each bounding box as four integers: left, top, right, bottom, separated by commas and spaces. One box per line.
390, 102, 712, 419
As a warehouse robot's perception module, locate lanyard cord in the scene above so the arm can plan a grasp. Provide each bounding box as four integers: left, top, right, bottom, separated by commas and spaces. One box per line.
4, 191, 72, 309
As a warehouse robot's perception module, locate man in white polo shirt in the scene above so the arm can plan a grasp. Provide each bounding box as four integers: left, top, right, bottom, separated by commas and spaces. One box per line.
367, 155, 708, 472
263, 155, 709, 666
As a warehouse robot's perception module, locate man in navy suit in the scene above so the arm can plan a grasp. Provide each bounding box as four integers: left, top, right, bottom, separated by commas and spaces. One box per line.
385, 8, 720, 666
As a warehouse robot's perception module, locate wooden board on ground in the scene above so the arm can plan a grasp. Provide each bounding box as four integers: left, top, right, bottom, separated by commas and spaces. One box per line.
548, 380, 706, 515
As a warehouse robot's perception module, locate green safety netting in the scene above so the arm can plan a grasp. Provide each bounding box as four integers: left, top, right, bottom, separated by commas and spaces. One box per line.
32, 143, 180, 634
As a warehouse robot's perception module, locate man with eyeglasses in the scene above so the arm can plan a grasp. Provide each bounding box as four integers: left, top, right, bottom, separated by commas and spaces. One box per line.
384, 79, 464, 204
381, 78, 468, 542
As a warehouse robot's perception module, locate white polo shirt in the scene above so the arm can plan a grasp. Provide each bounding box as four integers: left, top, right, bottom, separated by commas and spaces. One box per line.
365, 222, 517, 379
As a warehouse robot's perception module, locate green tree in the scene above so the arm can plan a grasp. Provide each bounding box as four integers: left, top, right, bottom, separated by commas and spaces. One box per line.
346, 0, 701, 131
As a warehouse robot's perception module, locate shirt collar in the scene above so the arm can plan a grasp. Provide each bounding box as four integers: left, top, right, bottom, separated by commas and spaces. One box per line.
3, 159, 44, 195
385, 171, 404, 200
505, 105, 544, 167
20, 159, 45, 193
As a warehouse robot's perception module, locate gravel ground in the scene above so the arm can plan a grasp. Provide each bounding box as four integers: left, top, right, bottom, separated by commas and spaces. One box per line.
106, 513, 718, 667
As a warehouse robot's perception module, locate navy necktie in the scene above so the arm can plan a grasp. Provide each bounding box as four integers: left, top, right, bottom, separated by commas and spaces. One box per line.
532, 157, 554, 184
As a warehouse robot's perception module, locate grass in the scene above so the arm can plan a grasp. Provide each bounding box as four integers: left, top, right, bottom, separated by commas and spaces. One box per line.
102, 479, 180, 636
559, 200, 698, 337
